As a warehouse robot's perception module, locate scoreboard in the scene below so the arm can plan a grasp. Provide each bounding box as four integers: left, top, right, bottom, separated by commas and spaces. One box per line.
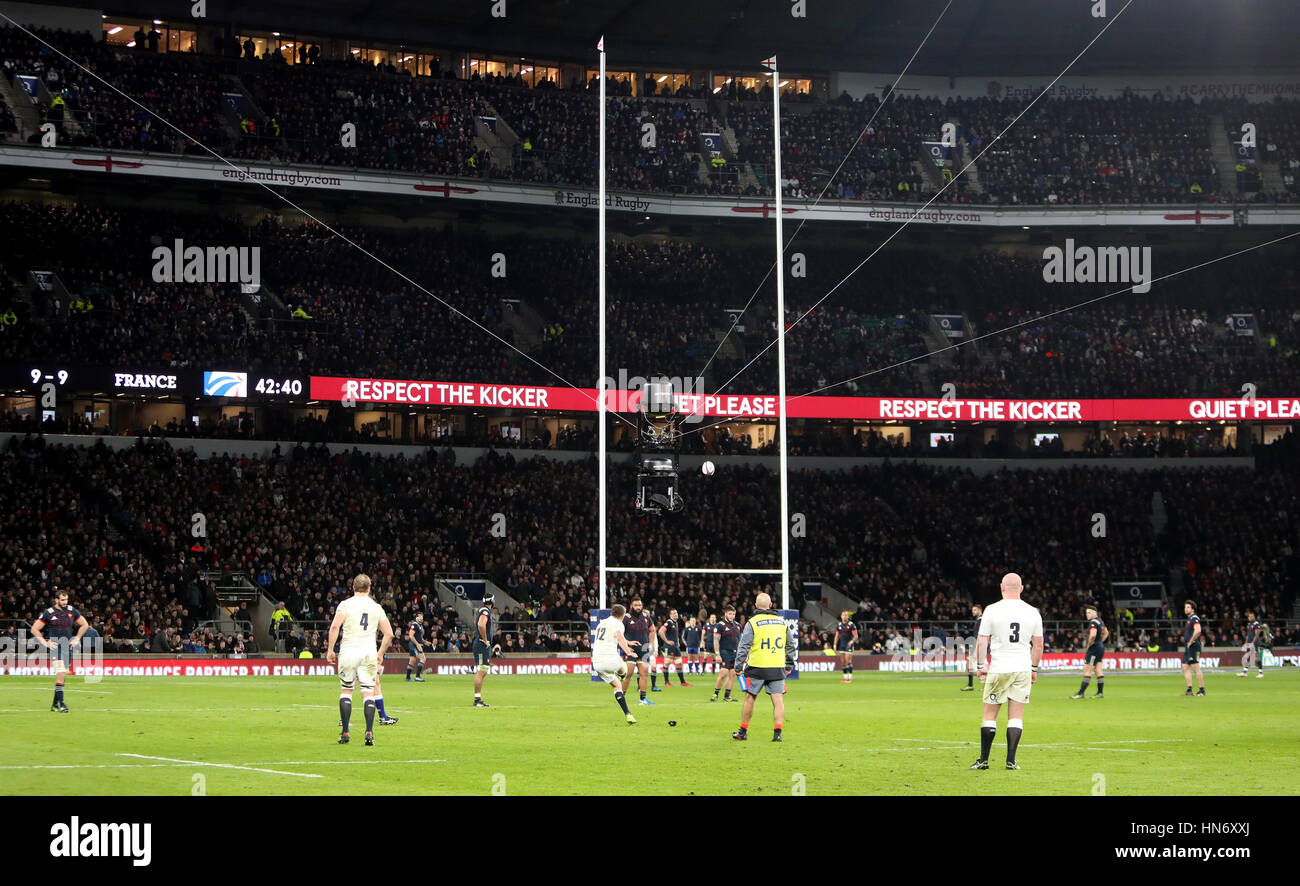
4, 365, 308, 401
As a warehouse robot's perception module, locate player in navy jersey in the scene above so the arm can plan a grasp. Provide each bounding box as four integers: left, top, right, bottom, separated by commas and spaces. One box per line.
654, 609, 690, 688
711, 606, 743, 702
834, 611, 857, 683
1072, 605, 1108, 698
962, 604, 982, 690
682, 617, 702, 674
406, 613, 426, 682
31, 589, 88, 713
472, 593, 500, 707
622, 598, 656, 704
1239, 610, 1264, 678
1181, 600, 1205, 696
701, 613, 719, 673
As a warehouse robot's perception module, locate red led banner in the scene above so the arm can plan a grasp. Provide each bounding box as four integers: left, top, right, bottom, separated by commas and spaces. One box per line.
310, 377, 1300, 423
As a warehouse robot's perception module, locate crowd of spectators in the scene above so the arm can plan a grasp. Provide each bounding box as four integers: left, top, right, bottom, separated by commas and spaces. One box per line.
2, 438, 1295, 662
960, 94, 1218, 205
6, 25, 1300, 204
1, 26, 230, 154
949, 250, 1300, 398
1210, 98, 1300, 201
240, 61, 488, 175
729, 95, 953, 202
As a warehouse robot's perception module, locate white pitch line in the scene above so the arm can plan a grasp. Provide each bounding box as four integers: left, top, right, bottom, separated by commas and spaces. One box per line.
0, 759, 445, 771
1, 687, 114, 694
117, 753, 323, 779
0, 706, 341, 714
0, 758, 202, 763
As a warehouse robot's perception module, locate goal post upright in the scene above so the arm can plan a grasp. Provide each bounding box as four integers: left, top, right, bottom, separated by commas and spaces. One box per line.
769, 57, 792, 611
597, 36, 608, 610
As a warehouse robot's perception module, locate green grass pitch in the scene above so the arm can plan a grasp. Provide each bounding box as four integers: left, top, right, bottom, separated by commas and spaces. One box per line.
2, 669, 1296, 795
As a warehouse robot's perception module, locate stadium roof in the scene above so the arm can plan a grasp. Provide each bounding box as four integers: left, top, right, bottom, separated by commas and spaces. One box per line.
92, 0, 1300, 76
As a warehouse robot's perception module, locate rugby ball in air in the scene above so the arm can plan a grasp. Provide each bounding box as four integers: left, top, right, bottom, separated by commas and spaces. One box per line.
702, 461, 715, 476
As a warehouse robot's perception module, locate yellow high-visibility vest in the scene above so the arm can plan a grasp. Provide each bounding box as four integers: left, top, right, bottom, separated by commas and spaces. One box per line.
747, 611, 788, 668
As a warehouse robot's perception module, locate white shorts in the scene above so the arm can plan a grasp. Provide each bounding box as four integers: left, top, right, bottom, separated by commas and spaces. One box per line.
338, 648, 378, 689
592, 655, 627, 685
983, 671, 1032, 705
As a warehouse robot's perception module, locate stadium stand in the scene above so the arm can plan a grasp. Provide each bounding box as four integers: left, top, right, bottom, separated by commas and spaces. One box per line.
3, 201, 1298, 409
4, 24, 1299, 204
1, 438, 1295, 657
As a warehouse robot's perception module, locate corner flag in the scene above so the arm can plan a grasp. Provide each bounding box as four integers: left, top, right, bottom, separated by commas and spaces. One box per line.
761, 55, 777, 71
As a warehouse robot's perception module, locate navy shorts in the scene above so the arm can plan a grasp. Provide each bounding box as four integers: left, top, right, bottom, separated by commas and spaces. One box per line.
1084, 643, 1105, 665
627, 644, 651, 664
1184, 643, 1201, 665
473, 641, 492, 667
49, 642, 73, 668
719, 650, 737, 670
685, 646, 699, 655
664, 644, 681, 658
408, 641, 423, 657
836, 641, 853, 653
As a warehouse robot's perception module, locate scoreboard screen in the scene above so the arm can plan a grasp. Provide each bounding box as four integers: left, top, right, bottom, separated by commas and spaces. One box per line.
3, 365, 307, 400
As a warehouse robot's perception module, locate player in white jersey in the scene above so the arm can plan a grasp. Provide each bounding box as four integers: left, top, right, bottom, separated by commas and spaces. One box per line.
326, 574, 394, 746
592, 603, 639, 725
970, 573, 1043, 771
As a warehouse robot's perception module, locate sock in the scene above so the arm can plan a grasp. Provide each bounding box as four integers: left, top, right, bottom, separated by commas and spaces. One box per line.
1095, 678, 1104, 695
737, 721, 748, 733
474, 692, 481, 700
724, 689, 731, 699
363, 697, 376, 732
678, 668, 688, 684
339, 695, 352, 732
846, 665, 853, 679
979, 720, 996, 762
406, 666, 412, 678
54, 685, 64, 705
651, 674, 657, 689
774, 722, 783, 737
614, 691, 630, 715
639, 690, 646, 701
1006, 718, 1023, 763
374, 695, 386, 717
967, 673, 974, 687
713, 687, 720, 697
416, 663, 423, 677
1079, 677, 1091, 694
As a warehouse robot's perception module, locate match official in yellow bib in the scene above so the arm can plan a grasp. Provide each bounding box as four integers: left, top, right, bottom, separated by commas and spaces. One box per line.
731, 592, 798, 742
